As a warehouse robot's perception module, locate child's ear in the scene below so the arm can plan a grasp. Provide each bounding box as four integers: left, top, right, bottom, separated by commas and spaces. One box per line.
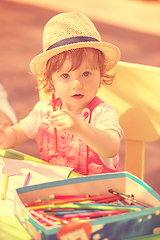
103, 64, 107, 76
99, 64, 107, 86
99, 76, 103, 87
43, 70, 46, 77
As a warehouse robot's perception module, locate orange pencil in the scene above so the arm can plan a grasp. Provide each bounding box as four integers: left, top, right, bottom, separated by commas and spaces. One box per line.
52, 91, 58, 152
26, 194, 118, 207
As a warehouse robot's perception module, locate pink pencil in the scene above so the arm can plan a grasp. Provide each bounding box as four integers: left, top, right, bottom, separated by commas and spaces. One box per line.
52, 91, 58, 152
41, 213, 69, 224
23, 172, 31, 187
30, 210, 59, 227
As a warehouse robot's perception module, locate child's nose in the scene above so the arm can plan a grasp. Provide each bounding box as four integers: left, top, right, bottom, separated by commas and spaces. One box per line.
72, 80, 83, 89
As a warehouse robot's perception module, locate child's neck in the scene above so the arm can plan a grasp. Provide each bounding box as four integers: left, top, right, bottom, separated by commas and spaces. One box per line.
61, 103, 84, 115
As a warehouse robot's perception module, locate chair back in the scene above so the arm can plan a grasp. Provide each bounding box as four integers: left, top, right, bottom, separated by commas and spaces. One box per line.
97, 61, 160, 179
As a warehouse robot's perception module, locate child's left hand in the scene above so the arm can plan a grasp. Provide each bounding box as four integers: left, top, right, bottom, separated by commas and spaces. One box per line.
50, 109, 82, 135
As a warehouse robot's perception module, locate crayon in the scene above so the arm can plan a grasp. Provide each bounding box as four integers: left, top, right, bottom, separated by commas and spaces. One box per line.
23, 172, 31, 187
1, 173, 9, 200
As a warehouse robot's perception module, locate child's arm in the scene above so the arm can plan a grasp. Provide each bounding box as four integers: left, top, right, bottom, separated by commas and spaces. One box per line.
77, 123, 120, 158
50, 109, 120, 158
0, 120, 29, 149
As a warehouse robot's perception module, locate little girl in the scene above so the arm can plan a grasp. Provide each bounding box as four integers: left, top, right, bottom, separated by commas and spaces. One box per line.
0, 12, 123, 175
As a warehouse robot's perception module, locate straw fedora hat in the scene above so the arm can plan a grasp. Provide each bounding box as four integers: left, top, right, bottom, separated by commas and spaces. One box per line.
30, 12, 120, 76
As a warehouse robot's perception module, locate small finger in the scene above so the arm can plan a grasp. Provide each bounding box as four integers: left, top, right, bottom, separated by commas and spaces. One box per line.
0, 120, 10, 132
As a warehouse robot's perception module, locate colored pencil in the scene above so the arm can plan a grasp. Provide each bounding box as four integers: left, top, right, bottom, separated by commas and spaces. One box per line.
23, 172, 31, 187
26, 195, 92, 207
108, 189, 152, 208
52, 91, 58, 152
26, 191, 151, 227
30, 210, 59, 227
53, 209, 100, 216
49, 194, 92, 199
28, 203, 141, 212
63, 210, 129, 219
26, 194, 119, 207
95, 196, 122, 203
1, 173, 9, 200
41, 213, 69, 224
75, 202, 144, 209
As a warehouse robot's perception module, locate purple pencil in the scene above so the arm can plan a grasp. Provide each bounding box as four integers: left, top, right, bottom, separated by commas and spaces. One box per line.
23, 172, 31, 187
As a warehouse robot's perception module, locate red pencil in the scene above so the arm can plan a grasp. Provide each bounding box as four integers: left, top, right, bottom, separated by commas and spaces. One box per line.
50, 194, 121, 206
25, 195, 91, 207
95, 196, 122, 203
52, 91, 58, 152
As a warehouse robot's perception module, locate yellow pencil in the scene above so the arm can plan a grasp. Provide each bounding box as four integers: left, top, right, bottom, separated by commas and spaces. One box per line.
1, 173, 9, 200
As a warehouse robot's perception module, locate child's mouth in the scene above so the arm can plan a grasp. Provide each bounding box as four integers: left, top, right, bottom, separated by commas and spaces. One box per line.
72, 94, 83, 99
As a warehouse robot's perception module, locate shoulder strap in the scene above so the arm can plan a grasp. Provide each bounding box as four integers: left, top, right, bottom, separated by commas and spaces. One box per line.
87, 96, 104, 112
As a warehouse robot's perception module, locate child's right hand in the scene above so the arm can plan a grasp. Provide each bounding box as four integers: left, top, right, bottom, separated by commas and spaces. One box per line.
50, 109, 82, 136
0, 120, 10, 146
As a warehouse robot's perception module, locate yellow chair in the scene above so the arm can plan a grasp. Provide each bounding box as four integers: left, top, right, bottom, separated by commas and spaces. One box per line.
97, 61, 160, 180
39, 61, 160, 180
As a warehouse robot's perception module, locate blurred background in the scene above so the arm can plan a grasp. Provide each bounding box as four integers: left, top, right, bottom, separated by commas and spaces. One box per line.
0, 0, 160, 192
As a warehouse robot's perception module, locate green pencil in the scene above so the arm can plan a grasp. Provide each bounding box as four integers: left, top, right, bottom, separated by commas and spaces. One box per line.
28, 203, 141, 212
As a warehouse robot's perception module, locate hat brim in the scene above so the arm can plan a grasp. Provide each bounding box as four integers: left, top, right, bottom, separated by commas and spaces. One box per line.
30, 41, 120, 76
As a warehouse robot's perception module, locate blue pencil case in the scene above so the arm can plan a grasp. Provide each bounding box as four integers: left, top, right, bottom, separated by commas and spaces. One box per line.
14, 171, 160, 240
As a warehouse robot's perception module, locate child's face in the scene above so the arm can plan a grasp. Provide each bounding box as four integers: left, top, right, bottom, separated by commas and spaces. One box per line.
51, 54, 103, 113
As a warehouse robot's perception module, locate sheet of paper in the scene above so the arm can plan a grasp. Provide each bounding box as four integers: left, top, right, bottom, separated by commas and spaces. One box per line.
0, 157, 73, 217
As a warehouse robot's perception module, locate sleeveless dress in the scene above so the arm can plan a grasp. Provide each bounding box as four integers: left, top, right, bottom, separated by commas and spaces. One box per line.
36, 96, 121, 175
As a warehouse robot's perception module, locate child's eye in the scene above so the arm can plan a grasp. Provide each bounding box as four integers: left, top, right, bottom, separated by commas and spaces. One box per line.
82, 71, 90, 77
61, 73, 69, 79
